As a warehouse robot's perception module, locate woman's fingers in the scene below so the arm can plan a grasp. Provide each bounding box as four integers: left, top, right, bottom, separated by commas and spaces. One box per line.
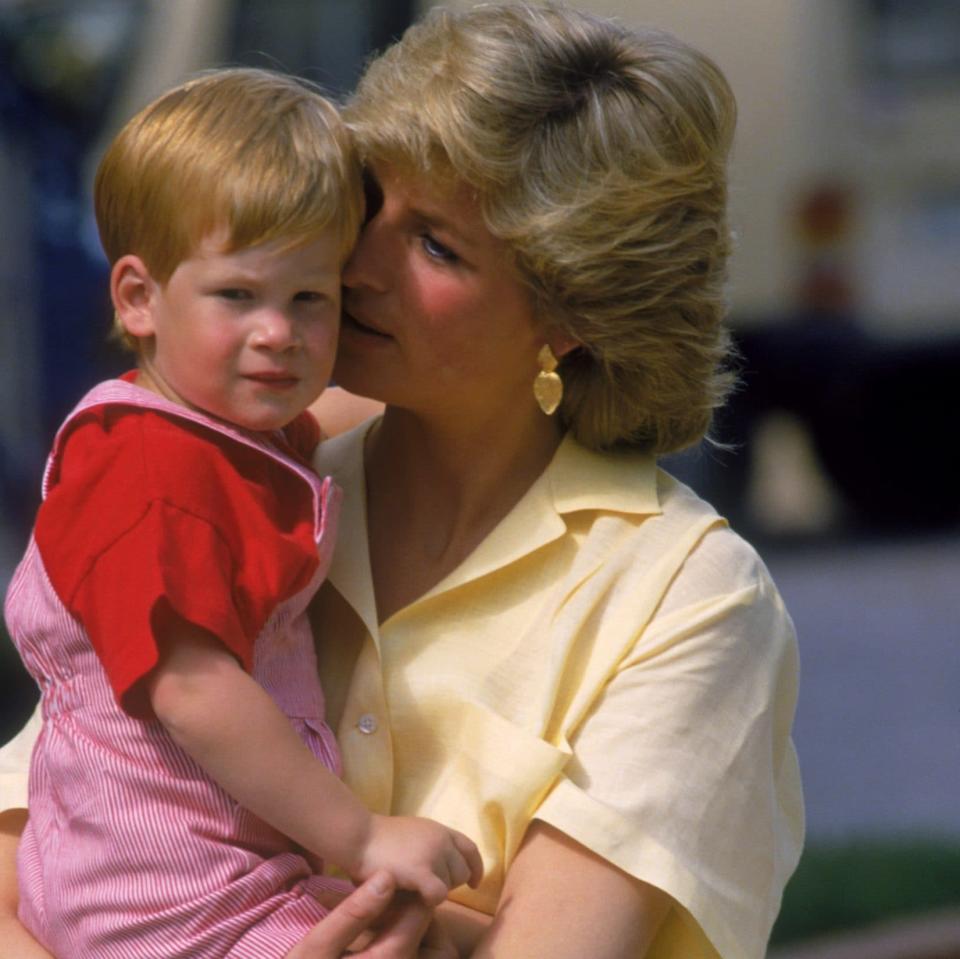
364, 892, 435, 957
285, 872, 395, 959
417, 916, 459, 959
288, 884, 437, 959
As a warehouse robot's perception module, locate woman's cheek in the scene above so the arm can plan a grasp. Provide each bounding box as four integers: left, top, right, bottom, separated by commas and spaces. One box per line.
413, 277, 473, 342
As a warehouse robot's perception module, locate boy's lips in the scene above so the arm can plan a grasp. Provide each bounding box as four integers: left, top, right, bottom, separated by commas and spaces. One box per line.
244, 371, 299, 388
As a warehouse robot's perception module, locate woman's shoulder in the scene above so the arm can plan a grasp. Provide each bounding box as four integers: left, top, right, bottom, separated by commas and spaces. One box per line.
666, 520, 777, 608
567, 447, 785, 620
550, 442, 787, 629
651, 466, 775, 594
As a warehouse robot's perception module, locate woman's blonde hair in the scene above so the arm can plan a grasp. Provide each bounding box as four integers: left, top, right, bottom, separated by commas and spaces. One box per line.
347, 2, 737, 453
95, 67, 363, 350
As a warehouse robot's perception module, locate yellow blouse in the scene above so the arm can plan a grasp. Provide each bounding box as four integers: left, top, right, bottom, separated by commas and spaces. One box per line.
1, 423, 803, 959
311, 423, 802, 959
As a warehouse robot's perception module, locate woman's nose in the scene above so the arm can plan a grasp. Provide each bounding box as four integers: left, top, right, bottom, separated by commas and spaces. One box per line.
342, 215, 389, 293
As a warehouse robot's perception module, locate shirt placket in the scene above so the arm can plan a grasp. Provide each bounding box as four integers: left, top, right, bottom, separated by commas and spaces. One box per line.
338, 634, 393, 814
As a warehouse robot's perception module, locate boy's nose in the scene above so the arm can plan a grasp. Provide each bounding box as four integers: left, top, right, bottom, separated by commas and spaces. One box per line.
251, 310, 297, 350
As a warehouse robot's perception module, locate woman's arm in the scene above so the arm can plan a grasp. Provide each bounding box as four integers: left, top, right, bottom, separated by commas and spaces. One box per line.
470, 821, 670, 959
471, 528, 800, 959
0, 809, 53, 959
432, 822, 670, 958
149, 624, 480, 904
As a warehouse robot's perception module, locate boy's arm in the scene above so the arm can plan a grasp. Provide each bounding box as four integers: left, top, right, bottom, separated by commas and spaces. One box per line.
148, 622, 372, 862
148, 624, 480, 905
0, 809, 54, 959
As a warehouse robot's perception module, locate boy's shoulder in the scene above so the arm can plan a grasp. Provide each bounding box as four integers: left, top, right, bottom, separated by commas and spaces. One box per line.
50, 402, 312, 522
51, 403, 231, 499
35, 403, 318, 607
33, 406, 196, 608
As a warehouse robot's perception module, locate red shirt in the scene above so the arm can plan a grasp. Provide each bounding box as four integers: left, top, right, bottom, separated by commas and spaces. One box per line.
36, 402, 323, 716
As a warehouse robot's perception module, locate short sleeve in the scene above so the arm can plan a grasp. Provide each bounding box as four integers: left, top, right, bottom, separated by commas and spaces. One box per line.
535, 525, 803, 959
70, 501, 251, 717
35, 406, 322, 719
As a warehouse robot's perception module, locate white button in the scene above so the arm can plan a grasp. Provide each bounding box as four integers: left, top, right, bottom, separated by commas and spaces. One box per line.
357, 713, 378, 735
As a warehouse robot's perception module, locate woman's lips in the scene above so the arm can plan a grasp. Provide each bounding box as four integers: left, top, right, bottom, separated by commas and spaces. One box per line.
342, 311, 390, 338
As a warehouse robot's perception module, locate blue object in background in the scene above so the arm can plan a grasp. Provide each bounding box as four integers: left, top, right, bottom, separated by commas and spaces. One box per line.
0, 3, 141, 530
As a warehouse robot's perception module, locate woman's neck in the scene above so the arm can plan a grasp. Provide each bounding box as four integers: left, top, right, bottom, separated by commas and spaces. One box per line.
364, 403, 564, 622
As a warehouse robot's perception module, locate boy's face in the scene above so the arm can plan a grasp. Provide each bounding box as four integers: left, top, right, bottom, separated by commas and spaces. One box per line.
132, 227, 341, 433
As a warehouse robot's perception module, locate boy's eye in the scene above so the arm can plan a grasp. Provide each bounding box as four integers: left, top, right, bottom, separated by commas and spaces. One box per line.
217, 288, 251, 301
421, 233, 457, 262
294, 291, 328, 303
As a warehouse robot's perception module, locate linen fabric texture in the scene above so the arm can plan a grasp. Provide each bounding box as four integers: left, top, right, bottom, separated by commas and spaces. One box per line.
309, 421, 803, 959
3, 379, 346, 958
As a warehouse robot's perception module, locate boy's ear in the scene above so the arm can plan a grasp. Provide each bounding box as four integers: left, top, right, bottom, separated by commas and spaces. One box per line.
111, 255, 158, 339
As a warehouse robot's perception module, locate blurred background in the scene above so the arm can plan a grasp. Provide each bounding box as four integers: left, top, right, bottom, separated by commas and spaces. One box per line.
1, 0, 959, 954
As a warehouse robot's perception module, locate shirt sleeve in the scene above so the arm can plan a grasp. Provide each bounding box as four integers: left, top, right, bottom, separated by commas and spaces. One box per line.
69, 501, 251, 718
35, 407, 320, 719
535, 525, 803, 959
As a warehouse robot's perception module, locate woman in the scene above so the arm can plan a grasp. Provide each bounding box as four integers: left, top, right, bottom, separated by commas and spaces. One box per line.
0, 3, 802, 957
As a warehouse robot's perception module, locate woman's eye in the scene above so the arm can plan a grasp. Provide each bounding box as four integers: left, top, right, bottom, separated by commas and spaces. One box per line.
420, 233, 457, 262
362, 169, 384, 224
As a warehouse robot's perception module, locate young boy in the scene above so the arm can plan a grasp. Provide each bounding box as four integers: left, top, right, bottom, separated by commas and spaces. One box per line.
4, 68, 480, 958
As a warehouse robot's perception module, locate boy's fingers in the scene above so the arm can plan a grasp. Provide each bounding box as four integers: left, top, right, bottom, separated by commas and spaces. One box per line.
416, 872, 449, 907
286, 872, 395, 958
452, 832, 484, 888
445, 851, 471, 891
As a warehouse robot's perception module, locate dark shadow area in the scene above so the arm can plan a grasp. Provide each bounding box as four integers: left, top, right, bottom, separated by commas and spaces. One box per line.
664, 313, 960, 542
0, 618, 38, 748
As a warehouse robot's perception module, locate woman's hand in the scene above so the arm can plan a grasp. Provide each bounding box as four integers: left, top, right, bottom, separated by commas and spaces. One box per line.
286, 873, 457, 959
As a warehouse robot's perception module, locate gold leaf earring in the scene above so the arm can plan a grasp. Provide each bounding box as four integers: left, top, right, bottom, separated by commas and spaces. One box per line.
533, 344, 563, 416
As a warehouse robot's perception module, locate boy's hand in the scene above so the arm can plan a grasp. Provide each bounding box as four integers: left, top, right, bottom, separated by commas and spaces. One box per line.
352, 814, 483, 907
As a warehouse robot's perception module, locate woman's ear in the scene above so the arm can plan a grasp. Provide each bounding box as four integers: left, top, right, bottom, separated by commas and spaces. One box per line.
111, 255, 158, 340
547, 329, 581, 361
